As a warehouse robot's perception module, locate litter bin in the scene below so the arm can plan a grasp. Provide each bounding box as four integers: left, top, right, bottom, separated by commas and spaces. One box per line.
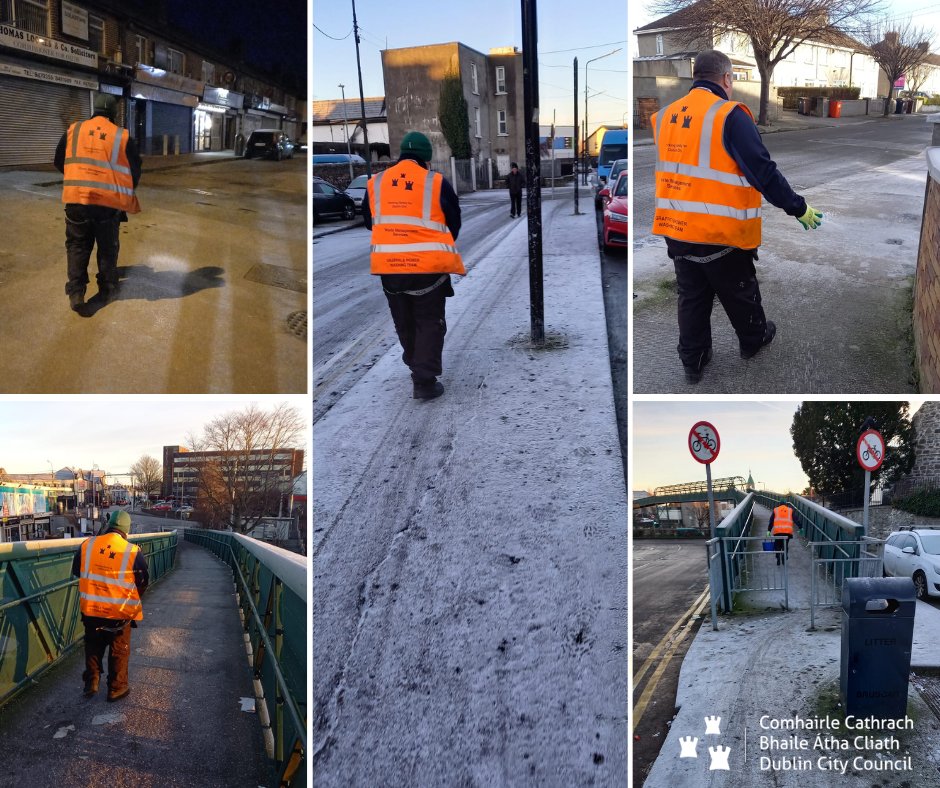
815, 97, 829, 117
904, 99, 914, 114
798, 97, 808, 115
829, 99, 843, 118
895, 97, 905, 114
840, 577, 916, 719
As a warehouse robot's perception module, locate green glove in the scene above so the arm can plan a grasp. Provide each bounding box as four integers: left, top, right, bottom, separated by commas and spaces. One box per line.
797, 204, 823, 230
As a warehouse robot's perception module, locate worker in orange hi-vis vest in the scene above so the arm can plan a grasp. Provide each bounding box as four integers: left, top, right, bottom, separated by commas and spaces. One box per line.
651, 50, 823, 386
54, 93, 142, 315
363, 131, 464, 401
71, 510, 149, 702
768, 503, 796, 566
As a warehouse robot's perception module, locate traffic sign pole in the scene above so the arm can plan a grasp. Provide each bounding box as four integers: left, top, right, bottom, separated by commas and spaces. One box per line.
855, 427, 885, 540
706, 462, 717, 540
862, 469, 870, 538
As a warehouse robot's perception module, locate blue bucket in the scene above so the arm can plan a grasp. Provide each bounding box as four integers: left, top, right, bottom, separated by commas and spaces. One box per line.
762, 540, 775, 552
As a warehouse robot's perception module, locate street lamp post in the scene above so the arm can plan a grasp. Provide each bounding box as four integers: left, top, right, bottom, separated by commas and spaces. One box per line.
338, 83, 354, 181
584, 47, 622, 181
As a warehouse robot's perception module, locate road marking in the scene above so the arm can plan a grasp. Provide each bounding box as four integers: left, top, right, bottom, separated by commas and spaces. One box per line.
633, 587, 710, 731
633, 586, 708, 690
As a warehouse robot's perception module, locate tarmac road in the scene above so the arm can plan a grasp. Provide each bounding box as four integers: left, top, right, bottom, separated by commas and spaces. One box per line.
0, 156, 306, 393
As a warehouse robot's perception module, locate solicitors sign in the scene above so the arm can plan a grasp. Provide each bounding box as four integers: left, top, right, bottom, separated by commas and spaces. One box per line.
61, 1, 89, 41
0, 59, 98, 89
0, 24, 97, 68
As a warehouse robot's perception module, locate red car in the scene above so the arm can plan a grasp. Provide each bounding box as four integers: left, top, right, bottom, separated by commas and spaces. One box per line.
601, 171, 628, 251
152, 502, 172, 512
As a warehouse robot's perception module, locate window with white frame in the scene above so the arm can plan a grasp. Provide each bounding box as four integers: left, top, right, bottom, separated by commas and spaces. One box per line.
804, 45, 814, 64
655, 34, 663, 56
135, 34, 148, 65
495, 65, 506, 94
4, 0, 48, 35
474, 106, 481, 137
819, 47, 828, 65
471, 62, 479, 94
88, 14, 104, 54
497, 109, 507, 136
202, 60, 215, 85
167, 48, 184, 75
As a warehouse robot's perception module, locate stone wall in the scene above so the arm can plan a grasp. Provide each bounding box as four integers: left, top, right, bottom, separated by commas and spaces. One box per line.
840, 505, 940, 537
914, 149, 940, 392
910, 401, 940, 482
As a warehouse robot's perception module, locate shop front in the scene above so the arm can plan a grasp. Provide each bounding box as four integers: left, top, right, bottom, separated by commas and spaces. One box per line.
129, 65, 204, 155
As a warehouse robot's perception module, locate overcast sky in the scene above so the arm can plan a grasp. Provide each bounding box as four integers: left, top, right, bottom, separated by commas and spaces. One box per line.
632, 399, 926, 494
313, 0, 630, 132
0, 398, 309, 478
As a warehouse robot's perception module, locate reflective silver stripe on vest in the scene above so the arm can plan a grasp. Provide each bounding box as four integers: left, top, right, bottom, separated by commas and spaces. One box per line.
422, 170, 434, 218
371, 242, 458, 253
656, 198, 761, 220
656, 159, 750, 188
62, 179, 135, 196
698, 98, 727, 169
79, 591, 142, 607
372, 171, 383, 223
84, 571, 137, 589
71, 120, 83, 158
117, 541, 134, 578
111, 127, 123, 165
373, 214, 448, 232
82, 535, 95, 576
63, 156, 132, 176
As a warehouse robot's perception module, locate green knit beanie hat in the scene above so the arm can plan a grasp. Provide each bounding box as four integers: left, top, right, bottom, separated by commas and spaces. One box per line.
108, 510, 132, 536
400, 131, 432, 162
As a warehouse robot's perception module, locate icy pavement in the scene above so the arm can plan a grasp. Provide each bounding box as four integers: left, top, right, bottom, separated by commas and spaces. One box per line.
313, 198, 628, 785
634, 150, 928, 393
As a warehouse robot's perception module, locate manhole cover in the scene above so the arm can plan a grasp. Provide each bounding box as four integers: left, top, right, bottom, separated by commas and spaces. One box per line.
244, 263, 306, 293
286, 310, 307, 338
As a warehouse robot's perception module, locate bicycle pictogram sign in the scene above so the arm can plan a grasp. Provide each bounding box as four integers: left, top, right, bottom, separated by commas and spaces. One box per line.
689, 421, 720, 464
856, 429, 885, 472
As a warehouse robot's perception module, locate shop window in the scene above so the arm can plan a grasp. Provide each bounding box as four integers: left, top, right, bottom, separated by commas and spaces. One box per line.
88, 14, 104, 54
167, 47, 184, 75
495, 66, 506, 94
3, 0, 48, 36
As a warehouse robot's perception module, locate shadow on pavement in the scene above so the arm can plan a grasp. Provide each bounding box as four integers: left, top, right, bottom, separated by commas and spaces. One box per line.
78, 265, 226, 316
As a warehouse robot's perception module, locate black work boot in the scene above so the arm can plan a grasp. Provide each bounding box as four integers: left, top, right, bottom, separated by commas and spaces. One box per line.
413, 379, 445, 400
741, 321, 777, 359
69, 290, 86, 312
99, 284, 118, 304
107, 686, 130, 702
83, 676, 99, 698
683, 348, 713, 385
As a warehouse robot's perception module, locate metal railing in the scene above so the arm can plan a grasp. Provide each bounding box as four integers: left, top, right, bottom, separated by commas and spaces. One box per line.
705, 538, 722, 629
725, 535, 789, 611
183, 529, 306, 787
0, 531, 178, 707
809, 537, 885, 629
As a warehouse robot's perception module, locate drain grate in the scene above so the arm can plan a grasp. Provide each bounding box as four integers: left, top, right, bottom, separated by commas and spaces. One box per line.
286, 310, 307, 339
244, 263, 307, 293
911, 669, 940, 722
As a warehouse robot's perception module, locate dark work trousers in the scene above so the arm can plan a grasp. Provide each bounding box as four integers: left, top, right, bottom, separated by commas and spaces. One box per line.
385, 286, 449, 383
510, 192, 522, 216
65, 204, 122, 296
773, 534, 792, 566
673, 248, 768, 369
83, 617, 132, 692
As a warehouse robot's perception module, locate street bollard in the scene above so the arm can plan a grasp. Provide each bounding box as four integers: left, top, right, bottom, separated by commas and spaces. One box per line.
840, 577, 916, 719
162, 134, 169, 156
470, 155, 476, 191
487, 157, 493, 189
174, 135, 180, 155
450, 156, 457, 192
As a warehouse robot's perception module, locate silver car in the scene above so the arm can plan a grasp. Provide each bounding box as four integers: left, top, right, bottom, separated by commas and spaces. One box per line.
883, 528, 940, 600
344, 174, 369, 212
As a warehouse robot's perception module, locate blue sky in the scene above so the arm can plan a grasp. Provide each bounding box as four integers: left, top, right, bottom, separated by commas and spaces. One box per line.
632, 400, 926, 494
313, 0, 630, 131
0, 398, 309, 477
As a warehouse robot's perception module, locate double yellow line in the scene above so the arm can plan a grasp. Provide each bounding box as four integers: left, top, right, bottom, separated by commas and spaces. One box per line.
632, 585, 710, 730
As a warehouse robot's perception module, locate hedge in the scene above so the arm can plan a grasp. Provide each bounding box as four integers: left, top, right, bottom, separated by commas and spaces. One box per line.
893, 487, 940, 517
777, 85, 862, 109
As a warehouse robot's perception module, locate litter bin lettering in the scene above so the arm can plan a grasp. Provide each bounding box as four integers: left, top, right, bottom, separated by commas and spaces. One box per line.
840, 577, 916, 719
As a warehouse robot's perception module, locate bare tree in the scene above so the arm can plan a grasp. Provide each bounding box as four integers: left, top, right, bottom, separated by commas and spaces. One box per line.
650, 0, 884, 125
906, 62, 932, 98
129, 455, 162, 503
189, 403, 304, 532
860, 17, 935, 114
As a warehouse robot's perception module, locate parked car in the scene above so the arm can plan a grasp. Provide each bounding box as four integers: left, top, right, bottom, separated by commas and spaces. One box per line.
344, 174, 369, 212
313, 153, 366, 165
596, 158, 628, 208
883, 527, 940, 600
596, 129, 629, 188
174, 504, 194, 513
601, 171, 629, 252
244, 129, 295, 160
313, 176, 356, 225
152, 502, 172, 512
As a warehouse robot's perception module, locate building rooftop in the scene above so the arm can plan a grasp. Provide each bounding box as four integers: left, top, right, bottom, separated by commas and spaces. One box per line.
312, 97, 386, 123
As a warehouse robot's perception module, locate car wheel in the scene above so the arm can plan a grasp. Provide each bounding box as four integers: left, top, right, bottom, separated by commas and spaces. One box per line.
913, 571, 928, 600
342, 204, 355, 220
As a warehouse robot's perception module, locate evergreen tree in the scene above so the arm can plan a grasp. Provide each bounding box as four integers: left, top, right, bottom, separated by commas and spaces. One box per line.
438, 69, 471, 159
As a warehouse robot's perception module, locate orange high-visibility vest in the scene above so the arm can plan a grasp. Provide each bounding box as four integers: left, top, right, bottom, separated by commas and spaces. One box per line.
62, 116, 141, 214
651, 88, 762, 249
368, 159, 465, 275
78, 533, 143, 621
771, 505, 794, 537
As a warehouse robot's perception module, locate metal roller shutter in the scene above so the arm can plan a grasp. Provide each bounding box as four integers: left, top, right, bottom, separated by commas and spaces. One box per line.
0, 75, 91, 168
151, 102, 193, 154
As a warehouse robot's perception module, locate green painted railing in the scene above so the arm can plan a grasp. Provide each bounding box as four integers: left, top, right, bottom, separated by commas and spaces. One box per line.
0, 531, 178, 707
182, 528, 306, 788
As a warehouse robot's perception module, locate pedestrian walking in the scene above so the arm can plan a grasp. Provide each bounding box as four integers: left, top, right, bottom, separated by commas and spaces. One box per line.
71, 510, 148, 702
768, 503, 795, 566
362, 131, 464, 400
651, 50, 823, 384
54, 94, 142, 314
507, 162, 524, 218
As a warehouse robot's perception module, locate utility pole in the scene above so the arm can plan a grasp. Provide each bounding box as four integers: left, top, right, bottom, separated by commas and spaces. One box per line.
584, 47, 621, 185
351, 0, 371, 177
521, 0, 544, 345
573, 56, 579, 214
338, 83, 354, 180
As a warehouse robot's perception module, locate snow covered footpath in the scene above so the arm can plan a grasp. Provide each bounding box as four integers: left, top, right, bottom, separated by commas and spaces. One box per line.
643, 532, 940, 788
313, 198, 628, 786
